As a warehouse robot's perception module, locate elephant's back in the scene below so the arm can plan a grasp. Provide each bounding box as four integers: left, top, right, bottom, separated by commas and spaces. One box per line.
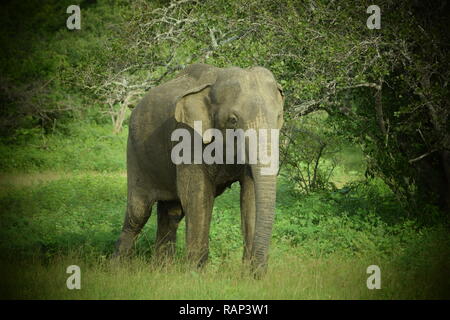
130, 64, 219, 139
130, 75, 189, 140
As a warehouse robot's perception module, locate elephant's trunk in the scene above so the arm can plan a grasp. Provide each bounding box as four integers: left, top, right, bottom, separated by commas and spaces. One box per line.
250, 162, 277, 277
243, 110, 279, 277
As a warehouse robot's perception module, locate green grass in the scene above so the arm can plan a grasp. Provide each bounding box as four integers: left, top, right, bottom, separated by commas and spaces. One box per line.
0, 124, 449, 299
1, 241, 448, 299
0, 122, 128, 173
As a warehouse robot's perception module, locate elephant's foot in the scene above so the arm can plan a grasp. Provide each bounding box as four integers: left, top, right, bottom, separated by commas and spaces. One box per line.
112, 230, 136, 259
250, 259, 268, 280
186, 248, 209, 269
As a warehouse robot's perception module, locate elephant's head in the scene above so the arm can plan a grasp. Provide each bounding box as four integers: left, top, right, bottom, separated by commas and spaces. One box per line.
174, 65, 284, 274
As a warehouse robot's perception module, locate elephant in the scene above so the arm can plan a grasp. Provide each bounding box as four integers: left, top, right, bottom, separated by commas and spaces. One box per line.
114, 63, 284, 274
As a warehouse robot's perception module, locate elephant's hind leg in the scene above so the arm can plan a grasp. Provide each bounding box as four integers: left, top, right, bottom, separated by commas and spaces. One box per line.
155, 201, 184, 258
114, 189, 154, 257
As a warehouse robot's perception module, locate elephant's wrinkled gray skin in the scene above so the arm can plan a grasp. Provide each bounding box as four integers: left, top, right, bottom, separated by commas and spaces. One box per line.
114, 64, 284, 275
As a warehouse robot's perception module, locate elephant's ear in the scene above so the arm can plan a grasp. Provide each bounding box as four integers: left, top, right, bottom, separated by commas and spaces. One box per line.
174, 84, 214, 144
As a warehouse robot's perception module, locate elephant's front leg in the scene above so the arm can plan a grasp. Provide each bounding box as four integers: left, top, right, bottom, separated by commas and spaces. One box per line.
240, 167, 256, 262
177, 165, 215, 267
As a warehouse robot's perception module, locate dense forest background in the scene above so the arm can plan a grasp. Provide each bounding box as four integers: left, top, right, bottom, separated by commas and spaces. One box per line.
0, 0, 449, 299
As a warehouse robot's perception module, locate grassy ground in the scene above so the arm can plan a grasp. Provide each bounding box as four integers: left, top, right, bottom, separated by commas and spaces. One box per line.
0, 124, 449, 299
2, 244, 449, 299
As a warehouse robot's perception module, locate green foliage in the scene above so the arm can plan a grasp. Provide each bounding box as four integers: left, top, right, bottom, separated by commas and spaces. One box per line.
0, 173, 126, 256
275, 178, 421, 256
0, 123, 127, 172
281, 111, 342, 194
0, 0, 131, 136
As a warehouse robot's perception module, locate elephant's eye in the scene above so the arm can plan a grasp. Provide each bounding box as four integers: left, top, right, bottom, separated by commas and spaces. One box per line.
228, 114, 238, 126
